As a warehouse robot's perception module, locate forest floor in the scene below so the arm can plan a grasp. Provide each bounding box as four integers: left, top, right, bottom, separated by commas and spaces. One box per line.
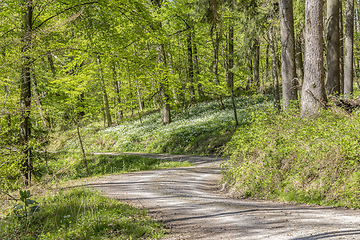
78, 152, 360, 240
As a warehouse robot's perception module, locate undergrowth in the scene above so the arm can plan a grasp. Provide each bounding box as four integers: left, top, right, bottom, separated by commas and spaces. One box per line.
223, 105, 360, 208
39, 152, 192, 182
51, 95, 270, 155
0, 188, 164, 239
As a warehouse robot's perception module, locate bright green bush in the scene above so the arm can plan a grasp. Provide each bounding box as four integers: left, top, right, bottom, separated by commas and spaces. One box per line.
223, 106, 360, 208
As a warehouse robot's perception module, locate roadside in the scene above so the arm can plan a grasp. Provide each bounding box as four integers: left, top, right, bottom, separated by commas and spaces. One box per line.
88, 153, 360, 239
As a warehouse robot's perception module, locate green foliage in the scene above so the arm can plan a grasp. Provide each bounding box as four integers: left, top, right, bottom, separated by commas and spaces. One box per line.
43, 153, 192, 181
1, 188, 164, 239
223, 106, 360, 208
13, 190, 40, 221
53, 95, 270, 155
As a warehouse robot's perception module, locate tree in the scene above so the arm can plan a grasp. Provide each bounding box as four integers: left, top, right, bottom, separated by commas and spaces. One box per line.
280, 0, 298, 109
300, 0, 327, 117
326, 0, 340, 95
344, 0, 354, 94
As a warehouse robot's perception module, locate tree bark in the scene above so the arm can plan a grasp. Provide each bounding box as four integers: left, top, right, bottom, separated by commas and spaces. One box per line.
295, 36, 304, 88
97, 56, 112, 127
269, 29, 281, 111
254, 37, 260, 91
301, 0, 327, 117
326, 0, 340, 95
187, 31, 195, 103
246, 51, 253, 90
112, 63, 123, 122
280, 0, 298, 109
344, 0, 354, 94
339, 2, 345, 94
20, 0, 33, 185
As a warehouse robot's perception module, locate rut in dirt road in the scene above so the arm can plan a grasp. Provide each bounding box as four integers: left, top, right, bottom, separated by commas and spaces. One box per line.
87, 153, 360, 239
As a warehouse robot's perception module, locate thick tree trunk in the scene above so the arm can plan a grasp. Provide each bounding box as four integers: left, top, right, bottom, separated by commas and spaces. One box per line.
280, 0, 298, 109
20, 0, 33, 185
301, 0, 327, 117
344, 0, 354, 94
254, 37, 260, 91
97, 56, 112, 127
326, 0, 340, 95
340, 2, 345, 94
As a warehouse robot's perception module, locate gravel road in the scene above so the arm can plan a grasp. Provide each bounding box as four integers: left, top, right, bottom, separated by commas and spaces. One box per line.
88, 153, 360, 239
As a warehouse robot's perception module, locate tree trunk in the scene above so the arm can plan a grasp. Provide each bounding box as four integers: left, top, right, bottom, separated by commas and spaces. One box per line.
47, 51, 56, 78
227, 2, 239, 127
20, 0, 33, 185
76, 123, 90, 177
340, 2, 345, 94
270, 29, 281, 111
97, 56, 112, 127
280, 0, 298, 109
32, 72, 50, 129
295, 37, 304, 88
246, 51, 253, 90
112, 63, 123, 122
301, 0, 327, 117
254, 37, 260, 91
193, 40, 204, 100
326, 0, 340, 95
187, 31, 195, 103
344, 0, 354, 94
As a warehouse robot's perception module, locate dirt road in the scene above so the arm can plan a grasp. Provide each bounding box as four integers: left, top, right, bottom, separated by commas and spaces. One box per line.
89, 153, 360, 239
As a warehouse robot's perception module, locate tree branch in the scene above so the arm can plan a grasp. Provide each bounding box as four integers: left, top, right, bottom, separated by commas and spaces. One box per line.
34, 1, 98, 30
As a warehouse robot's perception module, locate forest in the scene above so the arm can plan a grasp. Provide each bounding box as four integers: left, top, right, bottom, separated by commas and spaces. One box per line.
1, 0, 360, 239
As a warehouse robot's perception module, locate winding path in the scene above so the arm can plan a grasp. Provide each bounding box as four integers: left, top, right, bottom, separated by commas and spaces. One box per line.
88, 153, 360, 239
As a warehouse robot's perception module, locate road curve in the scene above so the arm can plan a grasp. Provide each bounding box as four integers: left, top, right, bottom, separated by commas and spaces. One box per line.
88, 153, 360, 239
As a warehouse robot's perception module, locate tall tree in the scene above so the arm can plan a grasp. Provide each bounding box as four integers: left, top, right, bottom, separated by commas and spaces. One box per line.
301, 0, 327, 117
326, 0, 340, 95
344, 0, 354, 94
280, 0, 298, 109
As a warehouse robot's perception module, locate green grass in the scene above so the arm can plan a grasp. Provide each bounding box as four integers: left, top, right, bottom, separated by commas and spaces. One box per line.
222, 104, 360, 208
50, 95, 270, 155
0, 188, 165, 239
37, 152, 192, 182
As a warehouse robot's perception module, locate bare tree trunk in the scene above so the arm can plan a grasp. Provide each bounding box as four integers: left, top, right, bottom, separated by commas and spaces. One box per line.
326, 0, 340, 95
193, 39, 204, 100
301, 0, 327, 117
187, 31, 195, 103
266, 43, 270, 86
97, 56, 112, 127
270, 29, 281, 111
295, 36, 304, 88
254, 37, 260, 91
344, 0, 354, 94
20, 0, 33, 185
246, 52, 253, 91
211, 28, 224, 109
340, 2, 345, 94
32, 72, 50, 129
280, 0, 298, 109
112, 63, 123, 122
47, 51, 56, 78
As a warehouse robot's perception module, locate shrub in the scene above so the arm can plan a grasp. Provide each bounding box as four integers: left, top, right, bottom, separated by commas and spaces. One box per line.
223, 106, 360, 208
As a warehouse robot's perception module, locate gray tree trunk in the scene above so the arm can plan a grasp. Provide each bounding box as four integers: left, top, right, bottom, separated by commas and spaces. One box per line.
280, 0, 298, 109
344, 0, 354, 94
300, 0, 327, 117
246, 52, 253, 90
112, 63, 123, 122
326, 0, 340, 95
187, 31, 195, 102
339, 2, 345, 94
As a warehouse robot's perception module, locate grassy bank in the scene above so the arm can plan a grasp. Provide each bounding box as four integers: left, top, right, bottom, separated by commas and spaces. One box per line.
223, 106, 360, 208
50, 95, 270, 155
0, 188, 165, 239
